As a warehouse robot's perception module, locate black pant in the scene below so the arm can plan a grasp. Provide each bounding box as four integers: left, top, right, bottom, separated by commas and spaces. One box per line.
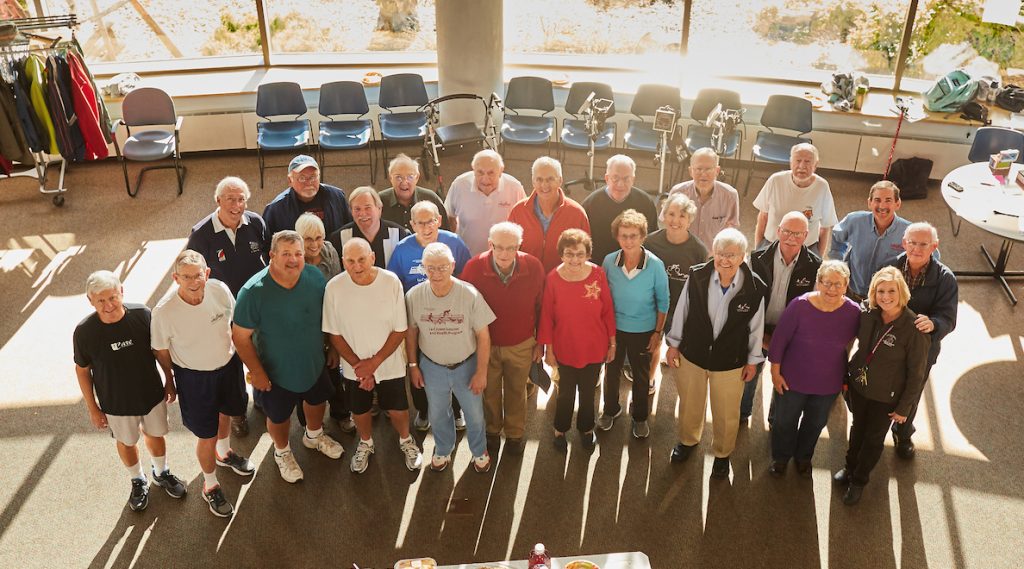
327, 367, 349, 420
603, 330, 653, 421
892, 361, 934, 441
845, 388, 895, 486
555, 362, 601, 433
411, 383, 461, 417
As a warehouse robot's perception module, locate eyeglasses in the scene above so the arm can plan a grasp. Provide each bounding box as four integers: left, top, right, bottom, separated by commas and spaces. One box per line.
779, 228, 808, 238
716, 252, 742, 261
294, 174, 319, 184
607, 175, 634, 184
533, 176, 559, 185
412, 218, 439, 228
691, 166, 717, 174
391, 174, 417, 182
905, 239, 933, 249
492, 244, 519, 253
818, 280, 845, 290
423, 264, 451, 273
177, 272, 206, 283
618, 233, 643, 241
562, 251, 588, 259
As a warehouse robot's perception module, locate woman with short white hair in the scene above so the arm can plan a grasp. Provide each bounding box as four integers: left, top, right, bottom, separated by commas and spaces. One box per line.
295, 212, 341, 279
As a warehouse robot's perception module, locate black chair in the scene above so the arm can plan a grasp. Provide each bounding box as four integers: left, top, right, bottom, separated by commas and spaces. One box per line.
111, 87, 185, 198
623, 84, 683, 193
256, 82, 312, 191
745, 94, 813, 195
500, 76, 556, 156
317, 81, 376, 184
685, 88, 744, 184
968, 126, 1024, 163
560, 81, 616, 193
378, 73, 429, 164
420, 93, 498, 190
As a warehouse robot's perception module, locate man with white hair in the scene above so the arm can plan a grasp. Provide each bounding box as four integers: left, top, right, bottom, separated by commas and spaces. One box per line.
582, 154, 658, 262
327, 186, 410, 270
668, 147, 740, 248
753, 143, 838, 258
323, 238, 423, 473
461, 222, 546, 455
406, 242, 496, 473
444, 149, 526, 255
507, 156, 591, 273
152, 250, 254, 517
263, 154, 353, 237
74, 270, 186, 513
380, 153, 451, 232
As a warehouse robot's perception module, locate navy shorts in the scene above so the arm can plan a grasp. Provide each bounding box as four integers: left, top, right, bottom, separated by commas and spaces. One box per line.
174, 355, 248, 439
347, 376, 409, 415
255, 368, 335, 424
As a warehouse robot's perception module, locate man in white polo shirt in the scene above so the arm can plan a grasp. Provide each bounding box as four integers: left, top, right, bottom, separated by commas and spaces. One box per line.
323, 238, 423, 473
444, 149, 526, 255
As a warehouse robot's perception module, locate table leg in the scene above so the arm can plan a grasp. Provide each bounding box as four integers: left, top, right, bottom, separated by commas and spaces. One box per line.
952, 239, 1024, 305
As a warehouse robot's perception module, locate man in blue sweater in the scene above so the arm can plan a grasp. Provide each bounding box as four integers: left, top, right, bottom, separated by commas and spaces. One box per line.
262, 155, 352, 243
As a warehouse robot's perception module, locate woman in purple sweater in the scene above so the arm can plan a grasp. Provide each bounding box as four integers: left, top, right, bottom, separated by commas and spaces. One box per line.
767, 260, 860, 477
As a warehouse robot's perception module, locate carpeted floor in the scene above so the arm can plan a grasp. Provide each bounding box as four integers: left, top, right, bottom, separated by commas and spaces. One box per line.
1, 144, 1022, 569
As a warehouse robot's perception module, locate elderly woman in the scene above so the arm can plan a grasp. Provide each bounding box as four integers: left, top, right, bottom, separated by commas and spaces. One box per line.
644, 193, 709, 393
598, 209, 670, 439
538, 229, 616, 452
666, 228, 766, 480
767, 260, 860, 478
835, 266, 930, 505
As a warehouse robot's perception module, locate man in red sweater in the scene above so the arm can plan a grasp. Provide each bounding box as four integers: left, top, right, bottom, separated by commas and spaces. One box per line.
461, 222, 545, 455
508, 157, 591, 274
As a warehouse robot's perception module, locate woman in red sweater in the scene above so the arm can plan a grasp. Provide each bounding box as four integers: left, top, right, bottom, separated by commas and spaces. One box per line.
538, 229, 617, 452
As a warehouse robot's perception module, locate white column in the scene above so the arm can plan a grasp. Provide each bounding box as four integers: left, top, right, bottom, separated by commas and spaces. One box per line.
435, 0, 503, 126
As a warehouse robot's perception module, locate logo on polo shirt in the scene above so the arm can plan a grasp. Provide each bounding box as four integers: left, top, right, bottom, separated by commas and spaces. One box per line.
110, 340, 134, 351
249, 241, 260, 253
882, 333, 896, 347
211, 312, 226, 324
217, 249, 226, 262
795, 277, 811, 287
735, 303, 751, 313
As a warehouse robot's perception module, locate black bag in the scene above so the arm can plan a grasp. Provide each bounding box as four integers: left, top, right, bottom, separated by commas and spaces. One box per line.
959, 101, 991, 125
995, 85, 1024, 112
887, 157, 933, 200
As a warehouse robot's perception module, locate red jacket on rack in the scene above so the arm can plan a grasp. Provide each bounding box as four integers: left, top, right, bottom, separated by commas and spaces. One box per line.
66, 51, 108, 161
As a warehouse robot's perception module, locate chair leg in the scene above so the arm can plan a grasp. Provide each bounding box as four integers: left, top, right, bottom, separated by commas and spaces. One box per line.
258, 147, 265, 191
367, 144, 376, 185
174, 153, 185, 196
318, 146, 327, 183
743, 158, 757, 197
120, 156, 135, 198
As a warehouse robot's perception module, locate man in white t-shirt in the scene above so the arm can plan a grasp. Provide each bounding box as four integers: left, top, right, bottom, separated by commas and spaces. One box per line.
151, 250, 255, 518
753, 143, 838, 258
444, 149, 526, 256
323, 238, 423, 474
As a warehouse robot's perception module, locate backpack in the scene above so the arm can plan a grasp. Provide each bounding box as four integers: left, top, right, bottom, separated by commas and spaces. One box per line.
887, 157, 933, 200
995, 85, 1024, 112
923, 70, 978, 113
959, 101, 991, 125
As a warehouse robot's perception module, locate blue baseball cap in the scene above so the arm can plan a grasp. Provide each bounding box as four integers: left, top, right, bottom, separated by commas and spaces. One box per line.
288, 154, 319, 172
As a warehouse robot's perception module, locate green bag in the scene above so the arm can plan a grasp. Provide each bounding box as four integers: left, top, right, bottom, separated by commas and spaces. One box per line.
923, 70, 979, 113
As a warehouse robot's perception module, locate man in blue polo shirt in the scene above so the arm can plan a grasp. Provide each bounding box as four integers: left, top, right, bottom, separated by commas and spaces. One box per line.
263, 155, 353, 240
387, 201, 471, 292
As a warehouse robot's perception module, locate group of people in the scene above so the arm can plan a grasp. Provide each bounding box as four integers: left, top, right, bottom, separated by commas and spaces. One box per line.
74, 142, 958, 519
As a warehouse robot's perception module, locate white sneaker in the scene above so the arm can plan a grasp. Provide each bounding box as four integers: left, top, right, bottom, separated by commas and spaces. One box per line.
454, 412, 467, 431
399, 438, 423, 471
350, 440, 374, 474
473, 451, 491, 473
303, 431, 344, 459
430, 454, 450, 472
274, 450, 303, 483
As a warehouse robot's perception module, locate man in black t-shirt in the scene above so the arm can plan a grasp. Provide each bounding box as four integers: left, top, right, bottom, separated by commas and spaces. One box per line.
582, 154, 659, 263
73, 271, 186, 513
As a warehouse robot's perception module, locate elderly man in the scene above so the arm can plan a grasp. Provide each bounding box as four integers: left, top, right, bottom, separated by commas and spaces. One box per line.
508, 156, 591, 273
379, 153, 451, 232
323, 238, 423, 473
582, 154, 658, 262
232, 231, 344, 483
830, 180, 912, 300
152, 250, 254, 518
327, 186, 410, 269
445, 149, 527, 255
666, 228, 766, 479
668, 147, 740, 248
406, 242, 497, 473
388, 201, 471, 292
887, 222, 958, 458
747, 212, 822, 422
753, 143, 838, 258
74, 271, 185, 512
461, 222, 545, 455
263, 155, 353, 237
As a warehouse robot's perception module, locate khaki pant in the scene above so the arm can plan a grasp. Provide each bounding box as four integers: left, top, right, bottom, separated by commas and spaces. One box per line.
674, 354, 745, 458
484, 337, 535, 439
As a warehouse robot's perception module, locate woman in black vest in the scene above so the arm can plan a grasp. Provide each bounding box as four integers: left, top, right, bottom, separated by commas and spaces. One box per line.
665, 228, 767, 480
835, 266, 929, 505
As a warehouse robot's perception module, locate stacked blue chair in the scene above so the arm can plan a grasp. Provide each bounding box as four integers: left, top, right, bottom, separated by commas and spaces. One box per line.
256, 82, 312, 191
500, 76, 556, 156
317, 81, 377, 184
377, 73, 429, 164
744, 94, 812, 195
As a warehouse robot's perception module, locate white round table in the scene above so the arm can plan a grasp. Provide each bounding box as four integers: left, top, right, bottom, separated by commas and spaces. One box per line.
942, 161, 1024, 304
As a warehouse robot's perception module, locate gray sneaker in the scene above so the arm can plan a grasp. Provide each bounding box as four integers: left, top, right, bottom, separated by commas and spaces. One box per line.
203, 485, 234, 518
336, 416, 356, 434
632, 419, 650, 439
414, 412, 431, 432
596, 408, 623, 431
216, 450, 255, 476
128, 477, 149, 512
302, 431, 344, 459
350, 440, 374, 474
399, 438, 423, 471
454, 412, 467, 431
151, 469, 186, 498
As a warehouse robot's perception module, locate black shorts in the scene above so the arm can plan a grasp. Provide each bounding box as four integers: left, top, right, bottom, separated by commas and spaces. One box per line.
174, 355, 248, 439
346, 376, 409, 415
255, 368, 335, 424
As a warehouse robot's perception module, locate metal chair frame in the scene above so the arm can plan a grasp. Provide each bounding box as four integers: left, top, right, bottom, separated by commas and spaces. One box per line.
255, 82, 312, 191
419, 92, 501, 192
110, 87, 186, 198
317, 81, 377, 185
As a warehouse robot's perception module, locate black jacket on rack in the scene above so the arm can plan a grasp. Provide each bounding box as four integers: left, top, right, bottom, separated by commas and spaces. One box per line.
0, 82, 34, 166
45, 53, 85, 162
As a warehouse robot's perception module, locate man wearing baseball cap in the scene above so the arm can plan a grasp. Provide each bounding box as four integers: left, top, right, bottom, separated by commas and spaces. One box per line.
262, 155, 353, 242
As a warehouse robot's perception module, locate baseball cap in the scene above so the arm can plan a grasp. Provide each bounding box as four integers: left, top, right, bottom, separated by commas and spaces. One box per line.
288, 155, 319, 173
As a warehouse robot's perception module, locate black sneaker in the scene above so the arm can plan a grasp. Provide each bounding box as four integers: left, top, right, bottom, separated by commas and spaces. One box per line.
580, 431, 596, 452
553, 435, 568, 453
203, 485, 234, 518
128, 477, 149, 512
710, 456, 730, 480
216, 450, 255, 476
151, 469, 187, 498
670, 442, 696, 463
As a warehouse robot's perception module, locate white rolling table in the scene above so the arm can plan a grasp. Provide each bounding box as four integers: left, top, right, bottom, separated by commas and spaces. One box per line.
433, 551, 651, 569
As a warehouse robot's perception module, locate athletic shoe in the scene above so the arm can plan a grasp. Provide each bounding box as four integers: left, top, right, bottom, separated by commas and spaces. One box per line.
203, 485, 233, 518
581, 431, 597, 452
336, 416, 357, 434
216, 450, 255, 476
632, 419, 650, 439
622, 365, 634, 383
350, 440, 374, 474
414, 412, 431, 432
596, 408, 623, 431
151, 469, 186, 498
648, 380, 657, 396
400, 438, 423, 471
231, 415, 249, 437
430, 454, 451, 472
302, 431, 344, 459
128, 477, 149, 512
454, 412, 467, 431
274, 450, 304, 483
553, 435, 568, 453
473, 452, 491, 473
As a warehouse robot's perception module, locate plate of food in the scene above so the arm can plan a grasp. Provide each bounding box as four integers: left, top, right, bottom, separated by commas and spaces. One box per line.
362, 72, 383, 86
393, 558, 437, 569
563, 561, 600, 569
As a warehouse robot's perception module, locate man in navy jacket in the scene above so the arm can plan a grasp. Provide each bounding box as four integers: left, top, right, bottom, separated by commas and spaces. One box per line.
263, 155, 352, 245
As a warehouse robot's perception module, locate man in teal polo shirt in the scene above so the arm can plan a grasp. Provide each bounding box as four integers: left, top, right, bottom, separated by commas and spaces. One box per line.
232, 230, 344, 483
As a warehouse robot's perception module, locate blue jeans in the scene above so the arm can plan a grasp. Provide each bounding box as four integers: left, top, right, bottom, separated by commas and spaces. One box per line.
420, 354, 486, 458
770, 389, 837, 462
740, 359, 775, 423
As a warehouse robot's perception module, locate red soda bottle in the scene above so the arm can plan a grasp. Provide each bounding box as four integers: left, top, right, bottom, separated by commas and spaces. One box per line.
528, 543, 551, 569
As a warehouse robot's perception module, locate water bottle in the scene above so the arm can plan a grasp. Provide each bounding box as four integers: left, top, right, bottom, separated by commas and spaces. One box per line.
528, 543, 551, 569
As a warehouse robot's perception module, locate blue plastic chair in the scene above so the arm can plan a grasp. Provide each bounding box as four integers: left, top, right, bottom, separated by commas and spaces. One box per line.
745, 94, 813, 195
111, 87, 185, 198
256, 82, 312, 190
378, 73, 429, 164
500, 76, 556, 156
968, 127, 1024, 163
317, 81, 376, 184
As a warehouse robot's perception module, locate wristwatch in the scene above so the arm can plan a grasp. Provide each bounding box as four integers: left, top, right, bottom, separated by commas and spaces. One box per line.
407, 362, 418, 368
